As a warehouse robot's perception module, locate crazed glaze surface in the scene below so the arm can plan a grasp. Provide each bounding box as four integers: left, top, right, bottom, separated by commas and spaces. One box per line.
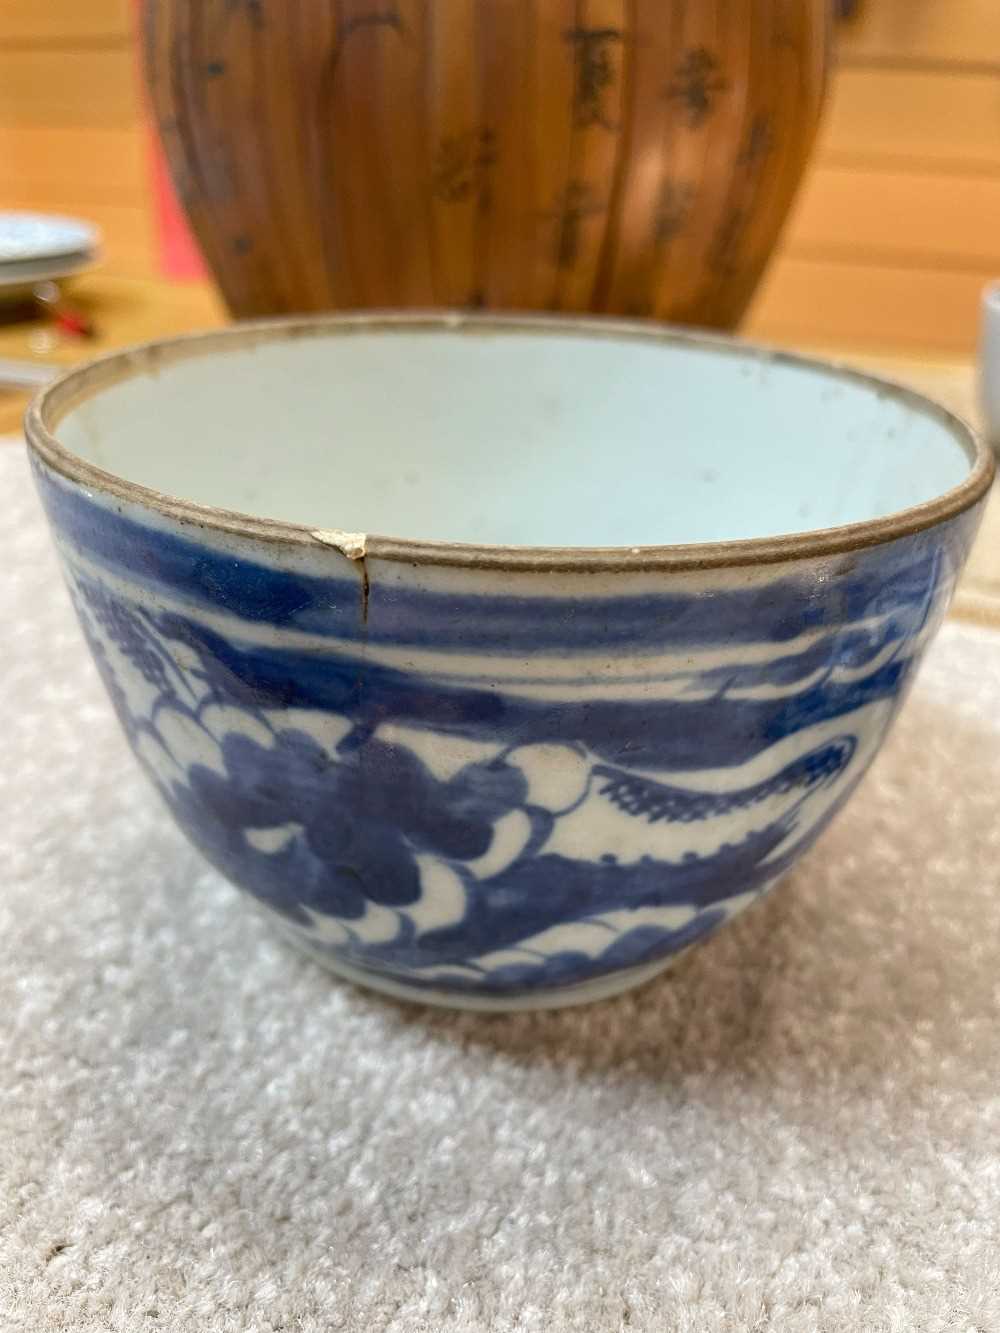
32, 459, 984, 1007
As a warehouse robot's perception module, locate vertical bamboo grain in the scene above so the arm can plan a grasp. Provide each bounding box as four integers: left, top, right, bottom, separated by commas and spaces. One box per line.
143, 0, 828, 324
424, 0, 481, 306
524, 0, 578, 310
552, 0, 629, 311
476, 0, 536, 310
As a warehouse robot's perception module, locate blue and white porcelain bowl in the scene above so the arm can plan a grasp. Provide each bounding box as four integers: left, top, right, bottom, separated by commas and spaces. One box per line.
26, 315, 993, 1010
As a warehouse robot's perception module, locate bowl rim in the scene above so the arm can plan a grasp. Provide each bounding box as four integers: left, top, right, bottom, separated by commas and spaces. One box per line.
24, 310, 995, 573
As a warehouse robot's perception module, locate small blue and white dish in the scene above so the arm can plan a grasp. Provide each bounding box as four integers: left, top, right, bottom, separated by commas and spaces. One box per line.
25, 315, 993, 1009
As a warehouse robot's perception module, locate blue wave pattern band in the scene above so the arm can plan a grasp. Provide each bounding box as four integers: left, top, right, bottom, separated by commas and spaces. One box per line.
34, 463, 979, 999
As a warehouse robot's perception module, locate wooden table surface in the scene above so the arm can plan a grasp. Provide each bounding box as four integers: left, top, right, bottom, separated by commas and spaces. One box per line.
0, 274, 227, 436
3, 273, 997, 624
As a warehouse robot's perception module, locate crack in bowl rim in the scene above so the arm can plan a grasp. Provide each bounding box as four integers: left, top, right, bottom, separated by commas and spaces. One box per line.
24, 310, 995, 574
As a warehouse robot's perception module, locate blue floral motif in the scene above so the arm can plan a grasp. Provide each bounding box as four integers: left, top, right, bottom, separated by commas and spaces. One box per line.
61, 569, 886, 996
37, 465, 978, 1001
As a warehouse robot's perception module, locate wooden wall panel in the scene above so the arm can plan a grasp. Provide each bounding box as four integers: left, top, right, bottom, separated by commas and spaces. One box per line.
0, 125, 147, 199
837, 0, 1000, 67
0, 9, 153, 277
752, 0, 1000, 353
0, 49, 140, 128
746, 256, 994, 355
819, 67, 1000, 174
0, 1, 132, 45
783, 165, 1000, 269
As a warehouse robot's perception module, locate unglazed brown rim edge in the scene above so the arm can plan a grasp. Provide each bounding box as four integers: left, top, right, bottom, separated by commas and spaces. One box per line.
24, 310, 995, 574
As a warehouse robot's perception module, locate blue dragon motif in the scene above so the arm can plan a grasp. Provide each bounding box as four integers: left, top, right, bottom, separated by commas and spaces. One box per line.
36, 464, 975, 999
70, 572, 876, 996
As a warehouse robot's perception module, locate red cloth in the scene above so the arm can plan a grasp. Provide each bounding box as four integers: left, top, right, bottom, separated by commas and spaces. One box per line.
131, 0, 206, 279
147, 135, 206, 280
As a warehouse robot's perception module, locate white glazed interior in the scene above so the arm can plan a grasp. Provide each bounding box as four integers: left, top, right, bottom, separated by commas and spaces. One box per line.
55, 326, 974, 548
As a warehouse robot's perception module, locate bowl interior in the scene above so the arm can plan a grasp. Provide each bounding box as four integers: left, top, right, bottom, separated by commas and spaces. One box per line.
51, 323, 974, 549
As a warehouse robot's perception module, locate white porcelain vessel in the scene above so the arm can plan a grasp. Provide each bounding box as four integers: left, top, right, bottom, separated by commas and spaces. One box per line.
980, 282, 1000, 453
0, 211, 100, 303
26, 315, 993, 1009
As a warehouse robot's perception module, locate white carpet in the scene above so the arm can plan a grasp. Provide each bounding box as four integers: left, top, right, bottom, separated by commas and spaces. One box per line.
4, 443, 1000, 1332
